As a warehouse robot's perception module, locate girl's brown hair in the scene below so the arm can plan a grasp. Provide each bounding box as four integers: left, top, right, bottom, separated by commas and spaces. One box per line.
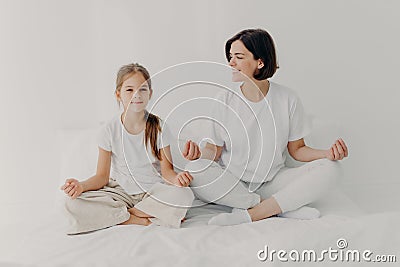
115, 63, 162, 160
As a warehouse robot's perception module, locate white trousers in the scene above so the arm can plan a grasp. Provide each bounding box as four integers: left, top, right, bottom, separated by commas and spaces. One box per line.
186, 158, 341, 213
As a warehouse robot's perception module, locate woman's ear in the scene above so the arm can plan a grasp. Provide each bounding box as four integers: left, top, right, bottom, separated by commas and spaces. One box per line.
115, 91, 121, 101
149, 89, 153, 99
258, 60, 264, 69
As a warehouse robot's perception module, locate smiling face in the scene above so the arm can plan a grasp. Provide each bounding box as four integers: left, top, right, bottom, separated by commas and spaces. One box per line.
229, 40, 264, 82
116, 72, 152, 113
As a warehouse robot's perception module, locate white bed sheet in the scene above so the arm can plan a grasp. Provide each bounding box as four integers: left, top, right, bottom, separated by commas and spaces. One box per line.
2, 124, 398, 267
1, 189, 399, 267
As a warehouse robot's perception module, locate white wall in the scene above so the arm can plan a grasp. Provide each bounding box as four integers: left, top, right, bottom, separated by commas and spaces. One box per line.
1, 0, 399, 212
0, 0, 98, 210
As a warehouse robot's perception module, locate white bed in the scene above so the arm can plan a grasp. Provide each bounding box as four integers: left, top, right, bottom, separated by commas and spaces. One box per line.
1, 124, 399, 267
1, 197, 399, 266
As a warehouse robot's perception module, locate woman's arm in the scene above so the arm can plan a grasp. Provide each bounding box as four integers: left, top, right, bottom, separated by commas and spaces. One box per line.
160, 145, 192, 187
182, 140, 223, 162
287, 138, 348, 162
60, 147, 111, 199
201, 142, 223, 161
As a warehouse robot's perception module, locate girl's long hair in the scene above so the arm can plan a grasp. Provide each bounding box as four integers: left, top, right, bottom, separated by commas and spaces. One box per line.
115, 63, 162, 160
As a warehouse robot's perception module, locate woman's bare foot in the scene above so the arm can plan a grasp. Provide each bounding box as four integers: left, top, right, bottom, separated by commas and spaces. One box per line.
128, 207, 153, 218
120, 214, 151, 226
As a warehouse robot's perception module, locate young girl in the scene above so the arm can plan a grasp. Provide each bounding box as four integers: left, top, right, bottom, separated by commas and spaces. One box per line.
183, 29, 348, 226
61, 63, 194, 234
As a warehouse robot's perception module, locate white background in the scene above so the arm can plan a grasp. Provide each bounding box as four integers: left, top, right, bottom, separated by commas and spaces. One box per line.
1, 0, 399, 216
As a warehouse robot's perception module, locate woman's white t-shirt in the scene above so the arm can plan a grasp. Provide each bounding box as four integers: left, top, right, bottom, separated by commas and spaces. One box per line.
209, 81, 310, 184
98, 114, 173, 194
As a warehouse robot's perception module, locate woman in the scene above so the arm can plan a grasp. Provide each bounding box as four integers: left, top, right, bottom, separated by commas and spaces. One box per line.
182, 29, 348, 226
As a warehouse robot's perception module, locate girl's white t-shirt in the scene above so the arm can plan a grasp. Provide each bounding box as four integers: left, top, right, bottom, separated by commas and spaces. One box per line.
98, 114, 173, 194
209, 81, 310, 184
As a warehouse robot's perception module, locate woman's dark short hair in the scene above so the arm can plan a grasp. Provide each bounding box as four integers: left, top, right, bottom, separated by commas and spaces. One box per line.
225, 29, 279, 80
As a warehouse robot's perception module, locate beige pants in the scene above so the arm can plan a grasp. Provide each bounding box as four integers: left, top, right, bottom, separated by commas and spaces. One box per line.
64, 180, 194, 235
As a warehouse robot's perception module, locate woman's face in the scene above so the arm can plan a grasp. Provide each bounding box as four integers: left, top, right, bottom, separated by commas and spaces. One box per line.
229, 40, 262, 82
117, 72, 152, 113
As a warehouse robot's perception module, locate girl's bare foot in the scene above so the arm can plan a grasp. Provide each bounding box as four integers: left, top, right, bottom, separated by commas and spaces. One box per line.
120, 214, 151, 226
128, 207, 153, 218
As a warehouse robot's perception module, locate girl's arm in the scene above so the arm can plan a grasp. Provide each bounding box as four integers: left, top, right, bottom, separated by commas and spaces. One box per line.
81, 147, 112, 191
60, 147, 111, 199
287, 138, 348, 162
160, 145, 193, 187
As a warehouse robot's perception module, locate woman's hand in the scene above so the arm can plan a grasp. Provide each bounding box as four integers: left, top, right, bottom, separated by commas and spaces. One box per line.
173, 171, 193, 187
182, 140, 201, 160
325, 138, 348, 161
60, 178, 84, 199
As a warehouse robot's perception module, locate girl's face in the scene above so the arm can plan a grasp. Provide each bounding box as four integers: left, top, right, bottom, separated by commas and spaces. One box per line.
229, 40, 263, 82
117, 72, 152, 113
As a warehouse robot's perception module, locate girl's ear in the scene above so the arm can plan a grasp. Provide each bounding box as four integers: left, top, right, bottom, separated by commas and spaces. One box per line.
149, 89, 153, 99
115, 91, 121, 101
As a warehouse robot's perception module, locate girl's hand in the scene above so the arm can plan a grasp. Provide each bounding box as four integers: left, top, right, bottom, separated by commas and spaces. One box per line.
173, 171, 193, 187
60, 178, 84, 199
182, 140, 201, 160
325, 138, 348, 161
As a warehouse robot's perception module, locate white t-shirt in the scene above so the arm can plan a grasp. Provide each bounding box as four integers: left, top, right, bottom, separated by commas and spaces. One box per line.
98, 113, 173, 194
209, 81, 310, 184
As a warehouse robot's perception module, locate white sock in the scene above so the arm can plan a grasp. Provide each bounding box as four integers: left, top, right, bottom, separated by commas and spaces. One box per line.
278, 206, 320, 220
208, 208, 251, 226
